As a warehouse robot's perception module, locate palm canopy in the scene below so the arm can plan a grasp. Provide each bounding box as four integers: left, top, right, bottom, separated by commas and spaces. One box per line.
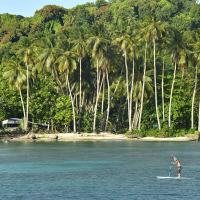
36, 35, 64, 74
170, 30, 189, 69
192, 40, 200, 65
23, 48, 34, 66
14, 38, 35, 67
87, 36, 110, 60
113, 34, 132, 56
13, 39, 37, 81
3, 59, 26, 90
72, 39, 87, 59
98, 54, 110, 73
142, 19, 167, 43
56, 51, 77, 74
114, 33, 140, 62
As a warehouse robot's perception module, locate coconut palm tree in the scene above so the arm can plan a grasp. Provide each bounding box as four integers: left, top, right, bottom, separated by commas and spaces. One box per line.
13, 38, 37, 131
198, 101, 200, 132
159, 46, 168, 123
37, 35, 64, 93
23, 48, 35, 131
129, 36, 139, 130
57, 51, 77, 132
72, 40, 87, 132
87, 36, 109, 132
113, 34, 133, 131
2, 59, 27, 129
130, 66, 154, 130
138, 41, 148, 130
168, 30, 187, 128
132, 80, 142, 129
16, 46, 34, 130
162, 58, 167, 123
98, 54, 112, 131
143, 19, 166, 130
72, 40, 87, 110
191, 41, 200, 129
37, 36, 60, 74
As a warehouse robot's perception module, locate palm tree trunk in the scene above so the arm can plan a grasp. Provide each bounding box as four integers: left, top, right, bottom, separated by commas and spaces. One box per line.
51, 119, 54, 131
78, 58, 82, 133
153, 39, 161, 130
25, 63, 29, 131
66, 74, 76, 133
97, 59, 99, 94
79, 58, 82, 108
162, 59, 165, 122
129, 55, 135, 131
101, 77, 105, 114
124, 51, 131, 131
138, 41, 147, 130
93, 61, 100, 132
75, 94, 78, 110
191, 64, 198, 129
198, 101, 200, 132
54, 70, 64, 94
181, 68, 185, 80
93, 74, 104, 132
82, 91, 85, 108
135, 109, 140, 129
105, 69, 110, 131
18, 87, 26, 128
168, 62, 177, 128
56, 75, 64, 94
132, 100, 138, 129
113, 67, 123, 95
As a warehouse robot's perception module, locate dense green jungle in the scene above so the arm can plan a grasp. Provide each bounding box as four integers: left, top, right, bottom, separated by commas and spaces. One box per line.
0, 0, 200, 136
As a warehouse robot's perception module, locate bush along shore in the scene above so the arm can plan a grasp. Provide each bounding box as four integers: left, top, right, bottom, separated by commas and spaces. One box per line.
1, 0, 200, 135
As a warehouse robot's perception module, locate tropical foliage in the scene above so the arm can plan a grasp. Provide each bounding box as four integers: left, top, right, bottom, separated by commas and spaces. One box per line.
0, 0, 200, 134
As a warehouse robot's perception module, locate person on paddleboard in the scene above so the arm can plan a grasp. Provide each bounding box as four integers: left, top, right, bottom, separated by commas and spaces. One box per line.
171, 156, 182, 178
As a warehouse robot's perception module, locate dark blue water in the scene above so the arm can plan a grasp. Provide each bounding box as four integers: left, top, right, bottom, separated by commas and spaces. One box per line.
0, 141, 199, 200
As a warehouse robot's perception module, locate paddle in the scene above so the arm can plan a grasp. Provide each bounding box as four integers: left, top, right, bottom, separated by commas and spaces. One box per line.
168, 165, 173, 177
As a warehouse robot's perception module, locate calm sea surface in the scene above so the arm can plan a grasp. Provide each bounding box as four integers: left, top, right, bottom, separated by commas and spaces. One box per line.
0, 141, 199, 200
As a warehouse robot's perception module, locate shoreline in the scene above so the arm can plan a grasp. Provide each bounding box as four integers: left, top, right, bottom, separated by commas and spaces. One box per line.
0, 133, 198, 142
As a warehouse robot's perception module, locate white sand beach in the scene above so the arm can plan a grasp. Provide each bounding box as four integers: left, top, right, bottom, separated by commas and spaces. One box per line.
7, 132, 198, 142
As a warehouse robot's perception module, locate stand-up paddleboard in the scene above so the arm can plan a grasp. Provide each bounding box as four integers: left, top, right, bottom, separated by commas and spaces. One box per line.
157, 176, 192, 180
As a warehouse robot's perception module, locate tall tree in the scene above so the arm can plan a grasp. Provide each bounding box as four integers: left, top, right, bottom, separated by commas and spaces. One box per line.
87, 36, 109, 132
191, 41, 200, 129
113, 34, 133, 131
132, 70, 153, 129
72, 40, 87, 132
2, 59, 26, 129
138, 41, 148, 130
168, 30, 187, 128
72, 40, 87, 110
37, 35, 64, 93
143, 19, 166, 130
98, 54, 112, 131
23, 48, 34, 131
57, 51, 77, 132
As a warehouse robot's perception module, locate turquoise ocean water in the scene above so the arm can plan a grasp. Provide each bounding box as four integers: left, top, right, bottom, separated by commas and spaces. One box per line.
0, 141, 199, 200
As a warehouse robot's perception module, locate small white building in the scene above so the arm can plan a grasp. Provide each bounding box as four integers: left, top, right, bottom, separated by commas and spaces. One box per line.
2, 118, 21, 128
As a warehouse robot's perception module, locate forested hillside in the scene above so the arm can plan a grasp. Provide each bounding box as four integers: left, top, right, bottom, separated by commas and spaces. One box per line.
0, 0, 200, 135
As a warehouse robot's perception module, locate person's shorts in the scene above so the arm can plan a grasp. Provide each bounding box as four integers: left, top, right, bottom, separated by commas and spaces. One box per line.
178, 166, 182, 173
